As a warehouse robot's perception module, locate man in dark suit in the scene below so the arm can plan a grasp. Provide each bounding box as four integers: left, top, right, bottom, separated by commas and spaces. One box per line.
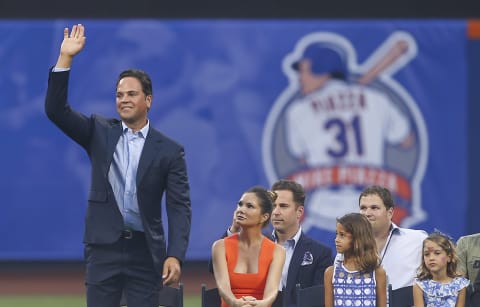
45, 24, 191, 307
216, 179, 333, 307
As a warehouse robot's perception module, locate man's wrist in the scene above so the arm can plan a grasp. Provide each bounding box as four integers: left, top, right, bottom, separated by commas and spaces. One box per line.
55, 54, 73, 70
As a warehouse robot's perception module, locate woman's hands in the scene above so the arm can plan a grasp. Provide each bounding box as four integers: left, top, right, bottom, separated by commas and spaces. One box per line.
233, 296, 271, 307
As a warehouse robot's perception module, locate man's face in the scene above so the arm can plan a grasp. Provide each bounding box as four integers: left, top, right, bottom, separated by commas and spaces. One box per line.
297, 59, 329, 95
359, 193, 393, 235
271, 190, 303, 235
116, 77, 151, 128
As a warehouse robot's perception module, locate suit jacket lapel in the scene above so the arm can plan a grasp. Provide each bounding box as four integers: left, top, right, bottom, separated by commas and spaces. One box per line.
137, 129, 162, 185
286, 232, 306, 291
106, 122, 123, 168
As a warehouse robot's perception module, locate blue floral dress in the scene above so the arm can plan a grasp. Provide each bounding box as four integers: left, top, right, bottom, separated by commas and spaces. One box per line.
414, 277, 470, 307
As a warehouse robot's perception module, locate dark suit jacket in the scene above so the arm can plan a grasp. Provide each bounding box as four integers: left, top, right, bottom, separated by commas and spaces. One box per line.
211, 230, 332, 307
45, 69, 192, 275
282, 232, 332, 307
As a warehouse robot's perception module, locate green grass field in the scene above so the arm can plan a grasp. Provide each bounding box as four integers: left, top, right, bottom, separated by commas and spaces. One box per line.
0, 295, 200, 307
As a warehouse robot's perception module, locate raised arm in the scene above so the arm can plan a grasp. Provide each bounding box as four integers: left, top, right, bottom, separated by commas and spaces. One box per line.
45, 23, 91, 148
208, 209, 241, 274
55, 24, 86, 69
228, 209, 242, 234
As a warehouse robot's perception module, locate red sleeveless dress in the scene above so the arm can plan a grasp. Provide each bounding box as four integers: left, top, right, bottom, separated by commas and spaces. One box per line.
221, 234, 275, 307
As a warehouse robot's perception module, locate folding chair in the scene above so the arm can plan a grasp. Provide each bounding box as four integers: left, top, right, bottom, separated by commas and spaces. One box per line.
389, 285, 413, 307
296, 283, 325, 307
201, 283, 221, 307
120, 282, 184, 307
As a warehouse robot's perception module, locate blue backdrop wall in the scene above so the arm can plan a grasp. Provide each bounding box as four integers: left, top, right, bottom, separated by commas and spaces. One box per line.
0, 19, 475, 260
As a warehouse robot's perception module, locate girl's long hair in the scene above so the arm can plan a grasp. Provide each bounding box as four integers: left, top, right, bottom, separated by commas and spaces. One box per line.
337, 213, 379, 272
416, 231, 460, 280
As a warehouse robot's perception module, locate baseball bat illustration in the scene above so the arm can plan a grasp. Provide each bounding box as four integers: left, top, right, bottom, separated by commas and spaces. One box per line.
357, 39, 409, 85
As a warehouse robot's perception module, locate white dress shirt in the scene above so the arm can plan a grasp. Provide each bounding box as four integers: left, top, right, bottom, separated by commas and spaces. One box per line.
380, 223, 427, 290
272, 227, 303, 291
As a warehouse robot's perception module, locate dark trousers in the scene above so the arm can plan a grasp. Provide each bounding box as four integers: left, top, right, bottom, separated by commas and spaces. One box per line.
84, 231, 161, 307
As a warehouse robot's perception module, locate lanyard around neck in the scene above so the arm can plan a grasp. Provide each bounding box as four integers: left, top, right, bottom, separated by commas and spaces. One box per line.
380, 224, 395, 264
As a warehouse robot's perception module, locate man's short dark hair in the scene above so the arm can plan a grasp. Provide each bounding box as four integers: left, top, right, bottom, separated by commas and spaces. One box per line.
271, 179, 305, 207
117, 69, 153, 97
359, 185, 395, 210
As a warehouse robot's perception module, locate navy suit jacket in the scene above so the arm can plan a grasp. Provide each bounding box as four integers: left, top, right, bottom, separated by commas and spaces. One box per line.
45, 69, 192, 275
282, 232, 332, 307
212, 230, 332, 307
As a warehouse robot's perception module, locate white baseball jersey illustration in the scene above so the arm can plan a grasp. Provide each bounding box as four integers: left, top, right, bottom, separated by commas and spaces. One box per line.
286, 79, 410, 230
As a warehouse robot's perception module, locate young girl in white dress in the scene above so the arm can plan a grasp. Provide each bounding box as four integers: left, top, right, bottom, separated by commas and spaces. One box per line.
413, 232, 470, 307
324, 213, 387, 307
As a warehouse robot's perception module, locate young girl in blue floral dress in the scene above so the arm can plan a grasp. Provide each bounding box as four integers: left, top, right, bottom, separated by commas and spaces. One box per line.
324, 213, 387, 307
413, 232, 470, 307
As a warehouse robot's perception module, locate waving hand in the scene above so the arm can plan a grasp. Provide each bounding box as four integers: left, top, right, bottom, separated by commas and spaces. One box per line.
55, 24, 86, 69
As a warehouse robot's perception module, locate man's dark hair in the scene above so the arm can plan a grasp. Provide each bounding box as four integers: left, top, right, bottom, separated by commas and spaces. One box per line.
271, 179, 306, 207
358, 185, 395, 210
117, 69, 153, 97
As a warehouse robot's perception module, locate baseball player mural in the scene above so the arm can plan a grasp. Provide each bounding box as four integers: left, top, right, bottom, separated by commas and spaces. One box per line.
262, 31, 429, 232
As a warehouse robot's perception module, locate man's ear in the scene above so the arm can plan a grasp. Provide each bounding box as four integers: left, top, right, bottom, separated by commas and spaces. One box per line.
387, 207, 394, 219
297, 205, 304, 219
146, 95, 152, 111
